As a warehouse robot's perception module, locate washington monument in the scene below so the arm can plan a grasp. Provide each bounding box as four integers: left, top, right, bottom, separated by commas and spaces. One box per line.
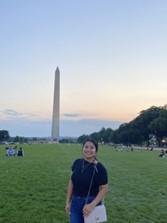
51, 67, 60, 141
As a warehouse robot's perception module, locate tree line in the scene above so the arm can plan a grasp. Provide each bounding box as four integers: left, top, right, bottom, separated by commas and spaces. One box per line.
0, 130, 29, 143
78, 105, 167, 147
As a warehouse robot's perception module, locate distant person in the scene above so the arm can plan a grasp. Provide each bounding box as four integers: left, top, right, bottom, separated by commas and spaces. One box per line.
17, 147, 24, 157
150, 146, 154, 151
165, 150, 167, 158
6, 147, 14, 156
130, 146, 134, 152
159, 149, 165, 158
65, 138, 108, 223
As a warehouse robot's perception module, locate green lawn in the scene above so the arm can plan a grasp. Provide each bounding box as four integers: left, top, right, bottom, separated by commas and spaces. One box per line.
0, 144, 166, 223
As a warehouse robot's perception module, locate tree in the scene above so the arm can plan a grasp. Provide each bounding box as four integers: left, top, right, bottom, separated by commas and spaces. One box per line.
77, 104, 167, 146
149, 109, 167, 146
77, 134, 89, 144
13, 136, 28, 143
0, 130, 10, 142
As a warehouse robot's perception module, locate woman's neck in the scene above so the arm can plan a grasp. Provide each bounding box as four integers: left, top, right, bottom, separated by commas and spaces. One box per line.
84, 157, 95, 163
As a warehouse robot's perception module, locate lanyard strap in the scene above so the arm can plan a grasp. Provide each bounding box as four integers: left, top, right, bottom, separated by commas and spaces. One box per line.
85, 165, 96, 204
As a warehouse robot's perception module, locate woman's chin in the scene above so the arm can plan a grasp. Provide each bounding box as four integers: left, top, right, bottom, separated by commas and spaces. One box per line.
84, 155, 94, 160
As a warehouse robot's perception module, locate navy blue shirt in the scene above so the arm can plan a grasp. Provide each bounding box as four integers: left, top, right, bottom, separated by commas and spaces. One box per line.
71, 159, 108, 197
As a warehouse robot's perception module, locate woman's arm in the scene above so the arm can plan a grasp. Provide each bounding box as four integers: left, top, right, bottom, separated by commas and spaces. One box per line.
65, 179, 73, 214
91, 184, 108, 207
83, 184, 108, 216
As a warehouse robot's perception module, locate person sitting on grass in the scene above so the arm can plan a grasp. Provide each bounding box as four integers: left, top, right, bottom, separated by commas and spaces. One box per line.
6, 147, 15, 157
17, 147, 24, 157
159, 149, 165, 158
165, 150, 167, 158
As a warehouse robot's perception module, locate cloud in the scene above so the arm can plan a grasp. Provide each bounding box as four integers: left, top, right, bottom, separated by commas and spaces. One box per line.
0, 109, 24, 117
0, 109, 50, 122
0, 109, 123, 137
63, 113, 81, 118
62, 112, 99, 119
0, 109, 31, 120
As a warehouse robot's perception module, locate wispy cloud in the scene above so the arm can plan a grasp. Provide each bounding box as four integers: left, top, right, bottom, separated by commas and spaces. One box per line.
0, 109, 27, 120
0, 109, 50, 122
0, 109, 25, 117
63, 113, 81, 118
62, 112, 99, 120
0, 111, 123, 137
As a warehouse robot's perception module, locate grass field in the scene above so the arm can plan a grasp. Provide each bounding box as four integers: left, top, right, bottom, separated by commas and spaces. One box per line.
0, 144, 166, 223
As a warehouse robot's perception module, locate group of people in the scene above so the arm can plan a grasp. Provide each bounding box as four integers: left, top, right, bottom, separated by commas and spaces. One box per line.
6, 146, 24, 157
159, 149, 167, 158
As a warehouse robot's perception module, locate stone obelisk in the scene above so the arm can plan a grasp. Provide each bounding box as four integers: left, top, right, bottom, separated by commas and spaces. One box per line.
51, 67, 60, 141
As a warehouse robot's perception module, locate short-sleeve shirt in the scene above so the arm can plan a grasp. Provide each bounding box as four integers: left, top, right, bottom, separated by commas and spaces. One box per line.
71, 158, 108, 197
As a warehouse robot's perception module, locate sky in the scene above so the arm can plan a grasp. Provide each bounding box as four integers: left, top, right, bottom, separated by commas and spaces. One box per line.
0, 0, 167, 137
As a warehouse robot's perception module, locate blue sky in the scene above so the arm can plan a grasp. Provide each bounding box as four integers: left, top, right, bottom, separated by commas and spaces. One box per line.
0, 0, 167, 137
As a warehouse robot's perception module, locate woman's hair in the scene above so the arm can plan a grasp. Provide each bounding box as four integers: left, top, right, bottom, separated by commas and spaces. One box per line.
82, 138, 98, 152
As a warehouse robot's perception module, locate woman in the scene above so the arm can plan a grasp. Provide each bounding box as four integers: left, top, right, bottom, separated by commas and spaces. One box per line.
65, 138, 108, 223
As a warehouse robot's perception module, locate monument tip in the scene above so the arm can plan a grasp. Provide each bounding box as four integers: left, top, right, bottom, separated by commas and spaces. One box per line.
55, 66, 60, 74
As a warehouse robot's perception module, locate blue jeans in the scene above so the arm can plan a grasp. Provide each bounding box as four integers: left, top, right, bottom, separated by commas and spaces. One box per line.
70, 196, 95, 223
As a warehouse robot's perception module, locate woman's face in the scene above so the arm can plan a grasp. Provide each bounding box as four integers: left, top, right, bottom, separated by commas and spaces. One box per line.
83, 141, 96, 160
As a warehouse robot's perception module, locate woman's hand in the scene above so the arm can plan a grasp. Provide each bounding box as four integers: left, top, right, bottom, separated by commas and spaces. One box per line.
65, 202, 71, 215
83, 203, 95, 217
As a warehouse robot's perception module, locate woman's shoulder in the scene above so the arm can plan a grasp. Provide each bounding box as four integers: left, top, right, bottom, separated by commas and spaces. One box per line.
96, 161, 107, 172
71, 158, 83, 170
96, 160, 105, 167
95, 161, 108, 184
73, 158, 83, 164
